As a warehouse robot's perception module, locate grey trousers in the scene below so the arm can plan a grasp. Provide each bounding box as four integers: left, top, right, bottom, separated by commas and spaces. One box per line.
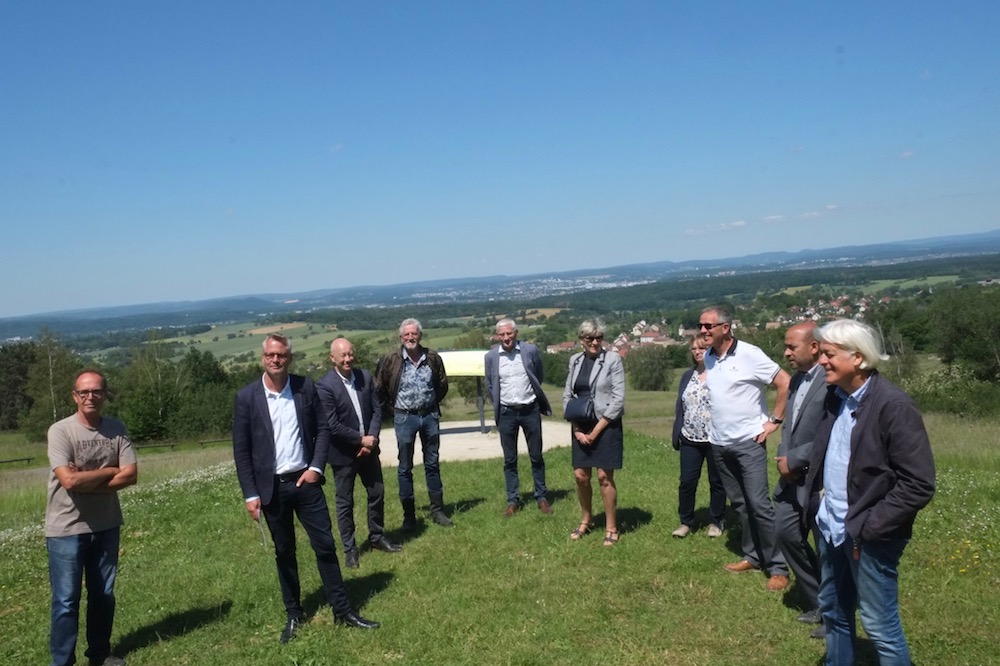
774, 484, 820, 609
712, 440, 788, 576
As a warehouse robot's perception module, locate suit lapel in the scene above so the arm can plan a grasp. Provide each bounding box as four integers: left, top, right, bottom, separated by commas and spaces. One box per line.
253, 382, 276, 446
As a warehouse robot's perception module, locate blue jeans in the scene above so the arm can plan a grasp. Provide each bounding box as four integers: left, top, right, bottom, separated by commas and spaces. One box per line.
47, 527, 120, 666
496, 403, 547, 504
394, 411, 442, 499
818, 534, 911, 666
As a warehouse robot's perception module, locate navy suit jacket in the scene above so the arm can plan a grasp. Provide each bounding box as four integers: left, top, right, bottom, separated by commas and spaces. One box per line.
232, 374, 331, 506
775, 366, 829, 504
315, 367, 383, 468
484, 341, 552, 422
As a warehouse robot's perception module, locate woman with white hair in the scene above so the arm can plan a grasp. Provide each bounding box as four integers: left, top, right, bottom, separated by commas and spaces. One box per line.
805, 319, 935, 666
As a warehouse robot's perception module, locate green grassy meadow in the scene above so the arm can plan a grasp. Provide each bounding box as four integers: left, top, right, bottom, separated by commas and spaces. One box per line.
1, 393, 998, 665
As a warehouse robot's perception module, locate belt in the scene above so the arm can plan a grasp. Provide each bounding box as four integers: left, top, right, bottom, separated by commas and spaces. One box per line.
501, 401, 537, 412
398, 407, 435, 416
276, 468, 307, 483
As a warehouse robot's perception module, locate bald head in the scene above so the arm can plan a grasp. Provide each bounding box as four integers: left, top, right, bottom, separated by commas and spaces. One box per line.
329, 338, 355, 376
784, 321, 820, 372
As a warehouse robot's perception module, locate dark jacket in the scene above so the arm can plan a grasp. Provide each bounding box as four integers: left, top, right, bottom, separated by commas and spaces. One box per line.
374, 346, 448, 415
805, 371, 935, 543
484, 340, 552, 422
671, 367, 700, 450
232, 374, 331, 505
775, 367, 828, 503
315, 367, 382, 468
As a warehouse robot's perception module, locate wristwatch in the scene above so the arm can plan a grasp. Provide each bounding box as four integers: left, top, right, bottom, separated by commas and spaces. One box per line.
768, 415, 783, 425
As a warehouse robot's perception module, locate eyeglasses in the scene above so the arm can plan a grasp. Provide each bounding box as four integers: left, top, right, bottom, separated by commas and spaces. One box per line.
582, 335, 604, 343
263, 352, 289, 360
74, 389, 106, 399
698, 322, 726, 330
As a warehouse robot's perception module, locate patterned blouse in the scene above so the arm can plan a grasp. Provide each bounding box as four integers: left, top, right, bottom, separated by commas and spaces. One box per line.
680, 371, 712, 443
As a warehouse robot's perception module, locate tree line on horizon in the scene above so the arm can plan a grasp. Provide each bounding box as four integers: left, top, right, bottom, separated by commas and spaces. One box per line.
1, 278, 998, 444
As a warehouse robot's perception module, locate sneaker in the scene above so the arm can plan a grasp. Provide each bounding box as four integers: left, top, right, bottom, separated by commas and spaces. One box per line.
671, 524, 691, 538
706, 524, 723, 538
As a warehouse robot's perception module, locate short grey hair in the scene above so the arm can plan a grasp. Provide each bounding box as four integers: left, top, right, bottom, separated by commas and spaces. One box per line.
701, 305, 732, 325
399, 318, 423, 337
263, 333, 292, 354
816, 319, 888, 371
578, 318, 607, 339
495, 318, 517, 333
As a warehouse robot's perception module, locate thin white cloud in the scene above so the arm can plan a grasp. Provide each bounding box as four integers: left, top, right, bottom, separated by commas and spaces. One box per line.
899, 150, 915, 160
762, 215, 785, 223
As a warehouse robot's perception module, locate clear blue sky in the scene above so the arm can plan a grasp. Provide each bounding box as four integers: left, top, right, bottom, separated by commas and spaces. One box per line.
2, 2, 998, 318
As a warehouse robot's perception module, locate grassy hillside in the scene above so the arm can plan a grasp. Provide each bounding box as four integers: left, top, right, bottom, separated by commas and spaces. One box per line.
1, 393, 997, 665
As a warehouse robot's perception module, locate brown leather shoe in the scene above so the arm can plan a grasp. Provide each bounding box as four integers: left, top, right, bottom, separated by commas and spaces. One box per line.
723, 559, 758, 573
503, 503, 520, 517
767, 574, 790, 591
538, 499, 553, 514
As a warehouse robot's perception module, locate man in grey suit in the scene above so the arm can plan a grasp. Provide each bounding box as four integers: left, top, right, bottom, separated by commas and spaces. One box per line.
484, 319, 553, 516
774, 321, 827, 635
317, 338, 401, 570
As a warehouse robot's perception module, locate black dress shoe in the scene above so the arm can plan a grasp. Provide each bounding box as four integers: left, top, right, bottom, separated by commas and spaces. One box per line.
335, 610, 381, 630
279, 616, 302, 643
370, 538, 402, 553
344, 549, 360, 569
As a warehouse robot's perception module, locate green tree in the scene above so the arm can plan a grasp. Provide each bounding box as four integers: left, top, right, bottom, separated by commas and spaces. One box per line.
0, 341, 38, 430
930, 286, 1000, 381
625, 344, 674, 391
116, 334, 181, 441
21, 331, 82, 441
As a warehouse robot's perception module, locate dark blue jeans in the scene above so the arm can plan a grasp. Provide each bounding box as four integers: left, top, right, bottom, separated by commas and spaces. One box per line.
677, 436, 726, 528
818, 534, 911, 666
496, 403, 547, 504
47, 527, 120, 666
394, 411, 443, 499
261, 478, 352, 617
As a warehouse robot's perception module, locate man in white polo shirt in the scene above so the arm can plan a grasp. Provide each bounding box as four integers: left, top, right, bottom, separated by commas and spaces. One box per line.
701, 305, 791, 591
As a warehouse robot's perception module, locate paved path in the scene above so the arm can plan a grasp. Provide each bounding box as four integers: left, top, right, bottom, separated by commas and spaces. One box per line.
375, 418, 570, 467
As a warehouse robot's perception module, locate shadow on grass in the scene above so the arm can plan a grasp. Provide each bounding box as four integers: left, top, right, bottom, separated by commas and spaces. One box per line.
303, 571, 394, 616
117, 600, 233, 656
615, 506, 654, 536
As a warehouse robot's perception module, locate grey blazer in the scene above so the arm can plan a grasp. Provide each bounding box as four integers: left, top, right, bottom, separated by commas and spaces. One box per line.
484, 341, 552, 422
775, 367, 828, 505
562, 350, 626, 421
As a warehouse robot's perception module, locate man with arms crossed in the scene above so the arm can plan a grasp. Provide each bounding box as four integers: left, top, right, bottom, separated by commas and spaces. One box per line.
46, 369, 137, 666
774, 321, 827, 635
484, 318, 553, 516
375, 318, 452, 529
701, 305, 791, 591
233, 334, 379, 644
317, 337, 402, 569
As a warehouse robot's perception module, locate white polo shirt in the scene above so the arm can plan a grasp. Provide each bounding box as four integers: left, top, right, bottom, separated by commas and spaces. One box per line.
703, 339, 779, 446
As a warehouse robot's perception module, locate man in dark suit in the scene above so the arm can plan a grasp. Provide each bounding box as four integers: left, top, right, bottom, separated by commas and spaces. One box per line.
233, 334, 380, 643
774, 321, 827, 636
484, 318, 553, 516
317, 338, 402, 569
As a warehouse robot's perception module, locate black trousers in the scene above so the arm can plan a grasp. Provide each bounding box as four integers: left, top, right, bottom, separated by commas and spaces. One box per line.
261, 478, 352, 617
332, 454, 387, 552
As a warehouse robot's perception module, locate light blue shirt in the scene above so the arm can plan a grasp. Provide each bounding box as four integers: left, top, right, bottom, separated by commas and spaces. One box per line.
264, 376, 309, 475
817, 377, 872, 547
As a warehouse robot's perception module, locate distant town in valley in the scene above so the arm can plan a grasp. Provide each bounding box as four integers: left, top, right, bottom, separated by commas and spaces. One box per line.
1, 228, 998, 344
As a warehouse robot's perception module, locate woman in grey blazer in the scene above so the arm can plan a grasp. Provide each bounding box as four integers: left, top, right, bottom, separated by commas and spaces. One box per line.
563, 319, 626, 546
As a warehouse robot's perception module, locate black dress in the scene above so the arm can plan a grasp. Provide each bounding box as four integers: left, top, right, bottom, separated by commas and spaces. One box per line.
570, 355, 624, 470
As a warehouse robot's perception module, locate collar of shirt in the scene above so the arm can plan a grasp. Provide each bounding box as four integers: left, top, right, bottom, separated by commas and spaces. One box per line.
707, 338, 738, 359
402, 347, 426, 366
500, 341, 521, 356
834, 374, 872, 409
